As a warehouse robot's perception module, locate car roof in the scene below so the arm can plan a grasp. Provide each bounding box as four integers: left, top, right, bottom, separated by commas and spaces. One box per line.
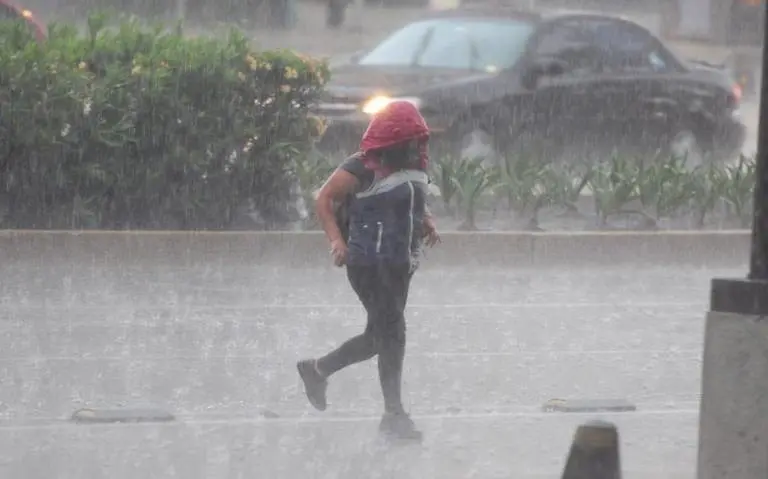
419, 5, 640, 28
420, 6, 543, 22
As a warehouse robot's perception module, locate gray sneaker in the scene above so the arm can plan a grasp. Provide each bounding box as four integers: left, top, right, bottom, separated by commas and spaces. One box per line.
297, 359, 328, 411
379, 411, 423, 442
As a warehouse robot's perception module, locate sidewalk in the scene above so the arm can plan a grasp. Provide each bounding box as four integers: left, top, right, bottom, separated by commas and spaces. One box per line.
2, 252, 734, 478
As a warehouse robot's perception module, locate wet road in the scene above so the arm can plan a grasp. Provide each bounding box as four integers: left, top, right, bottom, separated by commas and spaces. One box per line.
0, 255, 745, 478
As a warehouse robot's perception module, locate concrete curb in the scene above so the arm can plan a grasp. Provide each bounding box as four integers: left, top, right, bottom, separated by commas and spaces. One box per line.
0, 230, 750, 268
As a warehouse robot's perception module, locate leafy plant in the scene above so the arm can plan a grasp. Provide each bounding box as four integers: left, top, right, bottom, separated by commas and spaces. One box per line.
721, 154, 757, 228
587, 154, 645, 228
688, 163, 728, 229
541, 164, 593, 216
454, 157, 497, 230
493, 153, 548, 214
431, 154, 462, 216
638, 154, 697, 226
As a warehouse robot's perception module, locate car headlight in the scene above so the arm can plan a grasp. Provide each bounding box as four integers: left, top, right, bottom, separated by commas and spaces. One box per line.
361, 96, 421, 115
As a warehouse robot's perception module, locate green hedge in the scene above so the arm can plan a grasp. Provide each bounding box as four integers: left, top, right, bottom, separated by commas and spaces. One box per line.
0, 15, 329, 229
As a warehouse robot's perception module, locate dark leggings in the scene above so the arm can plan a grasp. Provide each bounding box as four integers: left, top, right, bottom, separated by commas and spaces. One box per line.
316, 263, 412, 414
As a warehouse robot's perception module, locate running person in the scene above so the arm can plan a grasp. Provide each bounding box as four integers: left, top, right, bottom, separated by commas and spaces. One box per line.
297, 101, 440, 441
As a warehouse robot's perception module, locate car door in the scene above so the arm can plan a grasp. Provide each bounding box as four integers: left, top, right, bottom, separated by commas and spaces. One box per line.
511, 20, 607, 164
574, 18, 686, 158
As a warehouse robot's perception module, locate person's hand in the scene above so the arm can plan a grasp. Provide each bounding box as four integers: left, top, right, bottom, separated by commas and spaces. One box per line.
330, 238, 348, 267
423, 219, 441, 248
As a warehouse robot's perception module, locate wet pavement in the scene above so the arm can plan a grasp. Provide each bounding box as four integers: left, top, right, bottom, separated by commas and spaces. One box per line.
0, 254, 747, 478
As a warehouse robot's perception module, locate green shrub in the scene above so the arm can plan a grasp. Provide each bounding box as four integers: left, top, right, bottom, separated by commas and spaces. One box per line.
453, 157, 496, 230
542, 164, 592, 215
637, 154, 697, 226
688, 162, 728, 229
492, 152, 548, 217
423, 154, 757, 230
720, 154, 756, 228
430, 154, 462, 217
0, 14, 329, 229
588, 154, 644, 227
288, 150, 757, 231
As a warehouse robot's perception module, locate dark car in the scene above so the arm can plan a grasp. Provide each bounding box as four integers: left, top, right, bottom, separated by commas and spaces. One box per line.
0, 0, 45, 42
315, 8, 745, 165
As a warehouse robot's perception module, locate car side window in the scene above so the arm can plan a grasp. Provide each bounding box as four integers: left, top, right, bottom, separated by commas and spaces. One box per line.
579, 19, 679, 74
531, 23, 602, 78
417, 23, 475, 69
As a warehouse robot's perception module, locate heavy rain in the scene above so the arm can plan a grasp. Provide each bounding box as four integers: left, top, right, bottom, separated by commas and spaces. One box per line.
0, 0, 764, 477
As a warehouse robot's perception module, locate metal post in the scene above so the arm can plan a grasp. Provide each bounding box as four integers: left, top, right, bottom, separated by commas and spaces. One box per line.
748, 4, 768, 280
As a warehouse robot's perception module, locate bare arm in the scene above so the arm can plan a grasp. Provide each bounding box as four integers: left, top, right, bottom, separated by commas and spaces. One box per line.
423, 203, 434, 224
315, 168, 359, 244
422, 184, 437, 230
423, 203, 437, 235
422, 199, 440, 247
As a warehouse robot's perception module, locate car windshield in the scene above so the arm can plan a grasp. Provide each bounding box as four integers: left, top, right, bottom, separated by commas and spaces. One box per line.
358, 18, 535, 72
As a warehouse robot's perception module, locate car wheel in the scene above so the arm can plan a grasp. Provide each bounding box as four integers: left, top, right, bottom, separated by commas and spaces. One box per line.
438, 106, 550, 167
668, 129, 706, 168
456, 129, 497, 166
432, 116, 497, 165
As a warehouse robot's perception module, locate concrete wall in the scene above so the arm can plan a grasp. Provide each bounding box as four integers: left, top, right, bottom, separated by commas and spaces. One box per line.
0, 230, 751, 268
697, 311, 768, 479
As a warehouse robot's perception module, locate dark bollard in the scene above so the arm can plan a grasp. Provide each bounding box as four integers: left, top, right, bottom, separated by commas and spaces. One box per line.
561, 420, 621, 479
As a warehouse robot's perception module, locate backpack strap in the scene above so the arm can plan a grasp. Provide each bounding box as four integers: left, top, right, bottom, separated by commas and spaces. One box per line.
355, 170, 429, 199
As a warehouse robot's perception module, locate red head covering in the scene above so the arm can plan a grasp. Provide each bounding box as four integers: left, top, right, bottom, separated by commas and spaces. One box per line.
359, 100, 430, 175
